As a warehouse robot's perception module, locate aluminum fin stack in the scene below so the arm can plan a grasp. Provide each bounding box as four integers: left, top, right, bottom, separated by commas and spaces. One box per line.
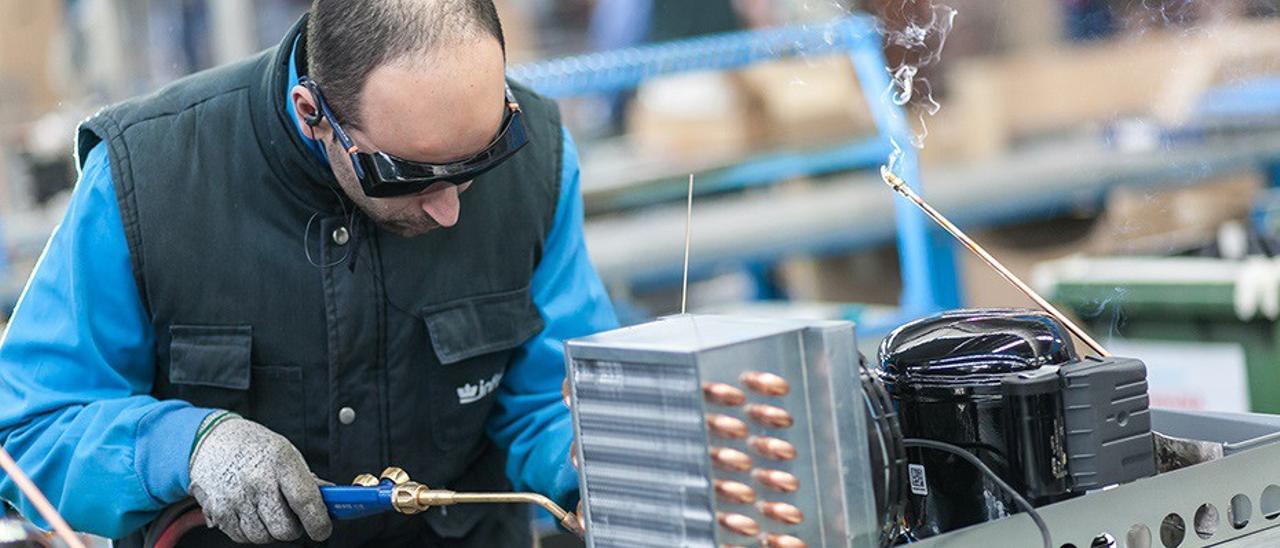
566, 315, 880, 548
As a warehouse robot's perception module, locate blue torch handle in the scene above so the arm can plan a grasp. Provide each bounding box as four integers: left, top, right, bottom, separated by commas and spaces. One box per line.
319, 481, 396, 520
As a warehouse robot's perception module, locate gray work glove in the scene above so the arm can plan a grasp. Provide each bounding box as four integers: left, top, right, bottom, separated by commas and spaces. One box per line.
188, 413, 333, 544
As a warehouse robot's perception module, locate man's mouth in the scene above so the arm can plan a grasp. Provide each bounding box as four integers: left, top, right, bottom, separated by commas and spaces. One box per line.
419, 183, 461, 228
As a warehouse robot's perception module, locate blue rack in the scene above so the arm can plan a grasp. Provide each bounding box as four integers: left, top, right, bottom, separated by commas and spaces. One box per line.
510, 14, 962, 324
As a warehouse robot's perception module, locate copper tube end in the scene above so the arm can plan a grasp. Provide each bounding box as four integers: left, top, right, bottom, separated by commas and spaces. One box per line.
707, 414, 749, 439
717, 512, 761, 536
746, 404, 794, 429
740, 371, 790, 396
710, 447, 753, 472
752, 468, 800, 493
703, 382, 746, 406
880, 167, 906, 191
714, 479, 757, 504
748, 436, 797, 461
756, 501, 804, 525
763, 533, 808, 548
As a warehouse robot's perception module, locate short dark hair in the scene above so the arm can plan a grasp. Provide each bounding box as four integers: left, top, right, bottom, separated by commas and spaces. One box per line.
307, 0, 506, 127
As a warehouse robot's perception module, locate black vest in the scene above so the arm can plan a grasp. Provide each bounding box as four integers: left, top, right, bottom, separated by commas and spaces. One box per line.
77, 17, 560, 547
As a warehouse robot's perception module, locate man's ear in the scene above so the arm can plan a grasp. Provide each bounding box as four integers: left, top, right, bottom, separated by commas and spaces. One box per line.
290, 84, 327, 139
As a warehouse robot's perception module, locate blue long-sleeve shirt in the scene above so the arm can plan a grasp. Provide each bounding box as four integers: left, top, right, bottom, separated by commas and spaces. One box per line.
0, 56, 616, 537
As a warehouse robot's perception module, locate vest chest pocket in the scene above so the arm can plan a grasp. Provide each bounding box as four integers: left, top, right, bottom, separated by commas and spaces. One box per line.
422, 286, 545, 452
167, 325, 307, 451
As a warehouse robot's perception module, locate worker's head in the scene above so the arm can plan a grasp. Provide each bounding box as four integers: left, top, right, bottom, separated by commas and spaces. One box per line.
291, 0, 517, 237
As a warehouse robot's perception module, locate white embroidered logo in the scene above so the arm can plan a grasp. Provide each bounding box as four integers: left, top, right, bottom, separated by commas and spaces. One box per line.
456, 372, 504, 405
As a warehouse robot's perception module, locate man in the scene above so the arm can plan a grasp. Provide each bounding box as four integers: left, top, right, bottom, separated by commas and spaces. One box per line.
0, 1, 616, 546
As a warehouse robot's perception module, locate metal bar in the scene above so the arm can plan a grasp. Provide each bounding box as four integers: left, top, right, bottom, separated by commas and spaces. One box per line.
512, 14, 964, 315
509, 16, 881, 98
845, 23, 962, 313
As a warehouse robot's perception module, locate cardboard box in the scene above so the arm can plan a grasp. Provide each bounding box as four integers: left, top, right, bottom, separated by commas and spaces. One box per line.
0, 2, 62, 125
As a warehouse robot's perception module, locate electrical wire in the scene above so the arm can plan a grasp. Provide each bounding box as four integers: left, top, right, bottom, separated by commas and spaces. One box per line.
902, 438, 1052, 548
859, 363, 907, 544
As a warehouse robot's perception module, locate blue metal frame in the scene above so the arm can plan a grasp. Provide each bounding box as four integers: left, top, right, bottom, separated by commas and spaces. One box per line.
510, 14, 962, 318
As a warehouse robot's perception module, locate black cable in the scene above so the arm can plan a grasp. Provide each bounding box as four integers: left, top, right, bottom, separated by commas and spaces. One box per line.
902, 438, 1052, 548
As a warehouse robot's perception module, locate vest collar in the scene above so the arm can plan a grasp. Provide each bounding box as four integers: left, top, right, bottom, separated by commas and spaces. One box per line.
251, 14, 345, 206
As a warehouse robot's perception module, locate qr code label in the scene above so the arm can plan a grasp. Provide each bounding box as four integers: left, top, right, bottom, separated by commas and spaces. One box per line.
908, 464, 929, 496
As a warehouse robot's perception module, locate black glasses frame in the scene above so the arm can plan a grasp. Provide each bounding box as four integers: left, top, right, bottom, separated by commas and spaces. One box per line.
299, 76, 529, 198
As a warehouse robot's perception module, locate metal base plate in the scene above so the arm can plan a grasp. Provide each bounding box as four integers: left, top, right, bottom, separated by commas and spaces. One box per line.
912, 438, 1280, 547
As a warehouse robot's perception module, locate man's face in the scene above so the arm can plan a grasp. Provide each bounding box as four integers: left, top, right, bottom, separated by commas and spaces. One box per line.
296, 38, 508, 237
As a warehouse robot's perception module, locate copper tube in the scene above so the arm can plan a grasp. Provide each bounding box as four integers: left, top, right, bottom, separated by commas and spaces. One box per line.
570, 440, 579, 469
703, 382, 747, 406
740, 371, 790, 396
707, 414, 749, 439
0, 445, 86, 548
710, 447, 753, 472
881, 170, 1110, 358
714, 480, 757, 504
763, 533, 809, 548
752, 468, 800, 492
717, 513, 761, 536
748, 436, 797, 461
756, 501, 804, 525
746, 404, 794, 429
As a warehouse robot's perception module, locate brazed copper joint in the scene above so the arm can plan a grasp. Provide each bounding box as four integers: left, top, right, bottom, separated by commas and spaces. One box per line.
703, 382, 747, 406
756, 501, 804, 525
740, 371, 789, 396
752, 468, 800, 492
748, 436, 796, 461
763, 533, 808, 548
717, 512, 761, 536
707, 414, 749, 439
746, 404, 794, 429
710, 447, 753, 472
714, 479, 757, 504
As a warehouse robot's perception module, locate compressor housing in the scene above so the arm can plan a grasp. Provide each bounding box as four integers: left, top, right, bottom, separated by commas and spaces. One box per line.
877, 308, 1156, 538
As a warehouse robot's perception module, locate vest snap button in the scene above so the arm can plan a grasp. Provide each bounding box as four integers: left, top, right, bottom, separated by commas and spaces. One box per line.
338, 406, 356, 425
331, 226, 350, 246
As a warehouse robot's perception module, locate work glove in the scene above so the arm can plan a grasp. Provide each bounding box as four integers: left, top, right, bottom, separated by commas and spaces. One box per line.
188, 412, 333, 544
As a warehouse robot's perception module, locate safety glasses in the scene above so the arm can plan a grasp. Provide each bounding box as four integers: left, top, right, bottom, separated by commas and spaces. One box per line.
299, 76, 528, 198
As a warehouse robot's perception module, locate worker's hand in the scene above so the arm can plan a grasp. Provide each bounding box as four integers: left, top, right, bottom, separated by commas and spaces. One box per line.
188, 414, 333, 544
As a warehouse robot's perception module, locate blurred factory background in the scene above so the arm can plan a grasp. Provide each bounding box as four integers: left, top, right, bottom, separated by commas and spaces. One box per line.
4, 0, 1280, 416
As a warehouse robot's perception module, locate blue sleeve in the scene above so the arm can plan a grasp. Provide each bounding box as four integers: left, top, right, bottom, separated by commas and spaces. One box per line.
486, 128, 619, 509
0, 143, 213, 538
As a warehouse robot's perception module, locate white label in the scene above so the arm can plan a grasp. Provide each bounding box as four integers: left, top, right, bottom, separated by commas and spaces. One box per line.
908, 464, 929, 496
1107, 339, 1249, 413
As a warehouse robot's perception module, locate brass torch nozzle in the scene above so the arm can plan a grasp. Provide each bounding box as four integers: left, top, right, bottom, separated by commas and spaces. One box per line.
388, 482, 584, 536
